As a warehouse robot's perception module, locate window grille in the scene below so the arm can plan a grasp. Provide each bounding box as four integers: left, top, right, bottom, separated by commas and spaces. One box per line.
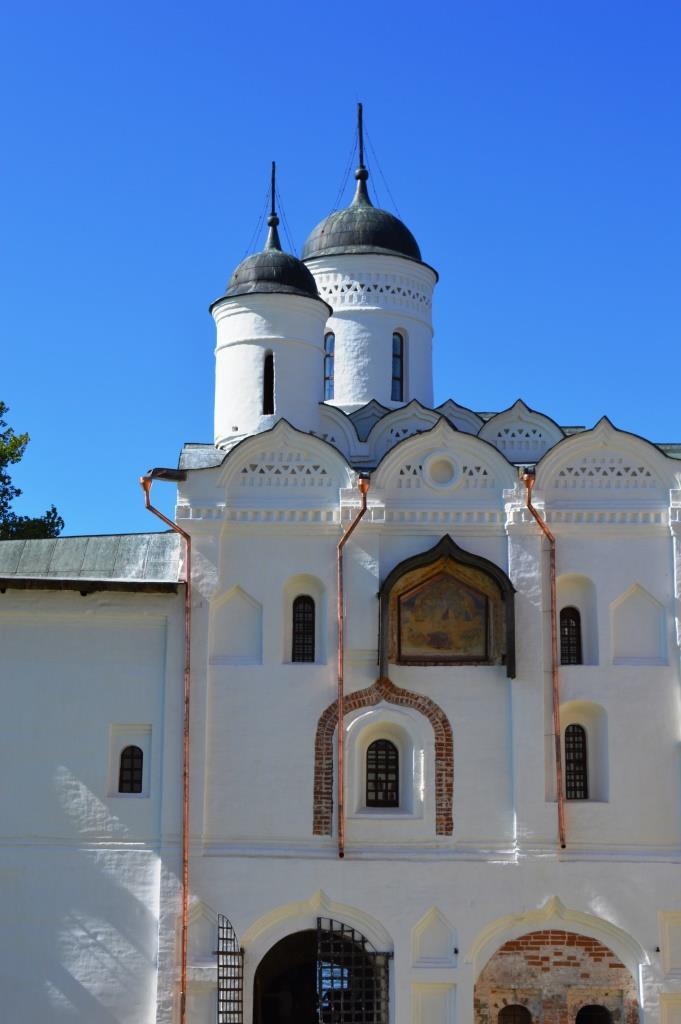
292, 595, 315, 662
366, 740, 399, 807
560, 606, 582, 665
216, 914, 243, 1024
498, 1006, 532, 1024
565, 723, 588, 800
263, 352, 274, 415
317, 918, 390, 1024
118, 745, 143, 793
391, 333, 404, 402
324, 333, 335, 400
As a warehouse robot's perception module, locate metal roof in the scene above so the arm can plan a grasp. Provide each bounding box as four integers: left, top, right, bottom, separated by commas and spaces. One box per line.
0, 531, 181, 585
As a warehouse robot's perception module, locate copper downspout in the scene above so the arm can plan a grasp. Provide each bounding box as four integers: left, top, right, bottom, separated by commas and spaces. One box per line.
140, 470, 192, 1023
337, 474, 370, 858
522, 470, 566, 849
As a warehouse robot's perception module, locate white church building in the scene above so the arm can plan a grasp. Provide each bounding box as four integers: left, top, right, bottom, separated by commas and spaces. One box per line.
2, 113, 681, 1024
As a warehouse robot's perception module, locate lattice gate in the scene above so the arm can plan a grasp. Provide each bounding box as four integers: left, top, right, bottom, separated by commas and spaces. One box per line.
216, 914, 243, 1024
317, 917, 391, 1024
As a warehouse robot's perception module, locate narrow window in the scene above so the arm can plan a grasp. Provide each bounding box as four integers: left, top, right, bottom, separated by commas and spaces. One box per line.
292, 595, 315, 662
119, 745, 143, 794
263, 351, 274, 415
565, 724, 588, 800
560, 606, 582, 665
499, 1007, 532, 1024
324, 333, 335, 400
391, 332, 404, 402
366, 739, 399, 807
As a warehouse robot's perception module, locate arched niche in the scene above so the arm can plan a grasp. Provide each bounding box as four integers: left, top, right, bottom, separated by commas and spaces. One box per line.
611, 583, 666, 665
411, 907, 457, 968
210, 586, 262, 665
557, 574, 598, 665
282, 573, 326, 664
378, 535, 516, 677
560, 701, 609, 802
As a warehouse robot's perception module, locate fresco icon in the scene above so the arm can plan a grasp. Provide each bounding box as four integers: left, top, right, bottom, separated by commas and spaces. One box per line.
398, 572, 488, 661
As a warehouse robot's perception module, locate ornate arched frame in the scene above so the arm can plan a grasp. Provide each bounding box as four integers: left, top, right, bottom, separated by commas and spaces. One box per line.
313, 677, 453, 836
378, 535, 516, 679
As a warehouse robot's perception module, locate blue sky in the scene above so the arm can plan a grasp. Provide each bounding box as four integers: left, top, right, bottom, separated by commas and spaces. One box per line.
2, 2, 680, 535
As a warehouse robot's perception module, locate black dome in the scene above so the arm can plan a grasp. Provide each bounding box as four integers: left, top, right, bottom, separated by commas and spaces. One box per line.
211, 215, 325, 311
302, 170, 422, 263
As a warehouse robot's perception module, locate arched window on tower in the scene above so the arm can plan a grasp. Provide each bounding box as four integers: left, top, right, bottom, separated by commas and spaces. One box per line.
565, 723, 588, 800
366, 739, 399, 807
118, 745, 143, 794
391, 332, 404, 402
292, 595, 315, 662
498, 1007, 532, 1024
560, 606, 582, 665
324, 333, 335, 400
263, 351, 274, 415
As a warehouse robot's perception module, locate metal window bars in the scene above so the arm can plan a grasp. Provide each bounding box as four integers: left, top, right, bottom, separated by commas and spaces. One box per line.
317, 918, 391, 1024
216, 915, 243, 1024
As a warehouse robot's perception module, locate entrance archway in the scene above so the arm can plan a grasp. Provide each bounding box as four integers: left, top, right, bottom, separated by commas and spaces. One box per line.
252, 920, 390, 1024
576, 1007, 613, 1024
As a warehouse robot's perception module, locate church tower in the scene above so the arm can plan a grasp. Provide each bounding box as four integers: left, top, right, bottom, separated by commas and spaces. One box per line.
211, 164, 331, 448
302, 104, 438, 412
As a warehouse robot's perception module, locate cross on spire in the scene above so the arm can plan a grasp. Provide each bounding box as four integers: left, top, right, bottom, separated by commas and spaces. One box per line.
353, 102, 371, 205
265, 160, 282, 251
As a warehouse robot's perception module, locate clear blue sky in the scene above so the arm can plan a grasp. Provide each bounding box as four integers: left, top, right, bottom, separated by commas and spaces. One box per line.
2, 2, 680, 535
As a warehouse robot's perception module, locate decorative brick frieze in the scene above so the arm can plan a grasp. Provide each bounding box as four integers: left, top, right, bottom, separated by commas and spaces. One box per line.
312, 676, 453, 837
474, 930, 639, 1024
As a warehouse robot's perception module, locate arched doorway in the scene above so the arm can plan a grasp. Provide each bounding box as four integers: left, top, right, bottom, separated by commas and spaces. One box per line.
499, 1006, 532, 1023
253, 919, 390, 1024
576, 1007, 613, 1024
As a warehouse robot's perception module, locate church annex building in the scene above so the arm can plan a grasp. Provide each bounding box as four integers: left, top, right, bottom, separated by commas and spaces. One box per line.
2, 114, 681, 1024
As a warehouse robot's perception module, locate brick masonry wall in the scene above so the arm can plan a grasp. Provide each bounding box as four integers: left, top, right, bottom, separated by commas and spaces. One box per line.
312, 676, 453, 836
474, 930, 639, 1024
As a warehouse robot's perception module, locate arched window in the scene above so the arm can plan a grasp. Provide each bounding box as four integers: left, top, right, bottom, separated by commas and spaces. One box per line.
498, 1006, 532, 1024
576, 1007, 612, 1024
292, 595, 315, 662
324, 333, 334, 400
263, 351, 274, 415
560, 606, 582, 665
366, 739, 399, 807
565, 723, 588, 800
118, 745, 143, 794
391, 332, 404, 402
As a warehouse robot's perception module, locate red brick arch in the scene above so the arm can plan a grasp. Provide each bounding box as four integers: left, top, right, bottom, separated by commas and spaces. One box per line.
312, 676, 453, 836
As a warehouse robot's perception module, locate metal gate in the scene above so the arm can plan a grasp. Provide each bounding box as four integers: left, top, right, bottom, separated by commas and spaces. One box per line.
216, 914, 243, 1024
317, 917, 391, 1024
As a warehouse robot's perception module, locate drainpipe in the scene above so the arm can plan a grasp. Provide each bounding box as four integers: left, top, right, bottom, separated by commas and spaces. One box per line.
140, 468, 192, 1023
522, 470, 566, 849
337, 474, 370, 858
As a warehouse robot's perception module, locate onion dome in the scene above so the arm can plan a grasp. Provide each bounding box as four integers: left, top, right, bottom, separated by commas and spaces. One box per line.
211, 164, 325, 310
302, 104, 422, 263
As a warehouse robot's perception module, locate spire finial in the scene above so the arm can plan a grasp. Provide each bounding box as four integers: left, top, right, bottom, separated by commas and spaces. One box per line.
352, 101, 371, 206
265, 160, 282, 250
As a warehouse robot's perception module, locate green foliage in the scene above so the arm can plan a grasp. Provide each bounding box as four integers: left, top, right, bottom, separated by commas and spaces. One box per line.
0, 402, 64, 540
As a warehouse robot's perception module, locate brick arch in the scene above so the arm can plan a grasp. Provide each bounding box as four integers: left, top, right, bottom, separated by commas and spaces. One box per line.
312, 676, 453, 836
474, 930, 639, 1024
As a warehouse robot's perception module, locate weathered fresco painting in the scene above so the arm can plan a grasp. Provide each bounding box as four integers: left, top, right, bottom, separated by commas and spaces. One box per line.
398, 572, 488, 660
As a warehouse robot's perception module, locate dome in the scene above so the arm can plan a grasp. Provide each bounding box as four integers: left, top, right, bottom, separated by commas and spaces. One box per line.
302, 167, 422, 263
211, 213, 324, 311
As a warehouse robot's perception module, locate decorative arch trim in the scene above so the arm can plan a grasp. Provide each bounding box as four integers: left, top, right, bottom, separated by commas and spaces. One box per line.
313, 677, 453, 836
378, 535, 516, 677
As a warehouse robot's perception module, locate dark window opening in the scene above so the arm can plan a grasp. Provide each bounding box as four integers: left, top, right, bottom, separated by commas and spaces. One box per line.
366, 739, 399, 807
565, 723, 588, 800
324, 333, 335, 401
576, 1007, 613, 1024
560, 606, 582, 665
263, 351, 274, 415
391, 333, 403, 402
498, 1006, 532, 1024
292, 595, 315, 663
118, 745, 143, 794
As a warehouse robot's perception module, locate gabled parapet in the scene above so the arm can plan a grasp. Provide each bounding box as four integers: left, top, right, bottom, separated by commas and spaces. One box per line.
478, 399, 564, 462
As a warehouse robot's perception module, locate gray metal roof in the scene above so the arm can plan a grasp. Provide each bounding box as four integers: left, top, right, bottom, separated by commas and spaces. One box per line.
0, 531, 181, 583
